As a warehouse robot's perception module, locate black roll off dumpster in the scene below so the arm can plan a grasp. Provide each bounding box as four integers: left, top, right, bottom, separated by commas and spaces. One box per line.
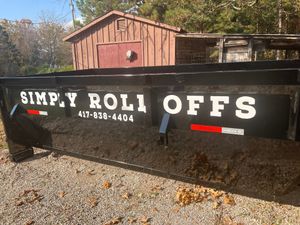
0, 60, 300, 185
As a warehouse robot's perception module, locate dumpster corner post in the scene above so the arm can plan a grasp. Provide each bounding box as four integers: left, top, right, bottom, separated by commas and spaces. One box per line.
7, 140, 34, 162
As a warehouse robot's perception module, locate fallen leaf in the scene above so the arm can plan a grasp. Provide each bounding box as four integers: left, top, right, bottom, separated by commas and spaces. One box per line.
212, 201, 221, 209
137, 193, 143, 198
222, 216, 233, 225
223, 194, 236, 206
58, 191, 66, 198
151, 185, 164, 192
16, 189, 43, 205
175, 187, 204, 206
15, 200, 24, 206
102, 181, 112, 189
121, 192, 131, 199
175, 186, 230, 207
87, 169, 96, 176
140, 216, 151, 223
152, 207, 159, 212
210, 190, 224, 199
172, 206, 181, 213
24, 220, 34, 225
87, 197, 98, 208
127, 217, 137, 224
103, 217, 122, 225
0, 155, 9, 164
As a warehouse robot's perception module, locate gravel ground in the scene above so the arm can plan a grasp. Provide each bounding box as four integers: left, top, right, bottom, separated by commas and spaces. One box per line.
0, 148, 299, 225
1, 118, 300, 225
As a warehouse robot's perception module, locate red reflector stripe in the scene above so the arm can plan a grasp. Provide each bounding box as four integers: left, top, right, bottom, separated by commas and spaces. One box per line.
190, 124, 222, 133
27, 109, 40, 115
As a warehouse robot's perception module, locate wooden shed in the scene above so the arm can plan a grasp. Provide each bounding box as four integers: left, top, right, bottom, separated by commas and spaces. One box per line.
63, 10, 184, 69
175, 33, 300, 63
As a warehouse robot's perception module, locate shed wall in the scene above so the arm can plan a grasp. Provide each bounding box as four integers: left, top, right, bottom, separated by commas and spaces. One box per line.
71, 15, 177, 70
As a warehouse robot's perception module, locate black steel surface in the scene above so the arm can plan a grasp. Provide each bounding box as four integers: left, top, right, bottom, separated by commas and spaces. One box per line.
0, 60, 300, 187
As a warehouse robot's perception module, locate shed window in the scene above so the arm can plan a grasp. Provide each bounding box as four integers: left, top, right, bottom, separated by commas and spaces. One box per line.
117, 19, 126, 31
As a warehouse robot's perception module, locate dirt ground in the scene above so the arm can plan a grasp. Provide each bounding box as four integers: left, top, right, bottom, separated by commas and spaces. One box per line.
0, 124, 300, 225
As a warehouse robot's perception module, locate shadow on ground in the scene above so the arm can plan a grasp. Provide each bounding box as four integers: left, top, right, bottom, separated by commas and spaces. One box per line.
9, 117, 298, 207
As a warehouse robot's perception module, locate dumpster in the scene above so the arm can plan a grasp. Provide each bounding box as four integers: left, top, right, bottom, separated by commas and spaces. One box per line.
0, 60, 300, 186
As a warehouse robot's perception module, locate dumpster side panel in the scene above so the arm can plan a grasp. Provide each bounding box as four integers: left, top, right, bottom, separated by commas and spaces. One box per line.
0, 63, 300, 185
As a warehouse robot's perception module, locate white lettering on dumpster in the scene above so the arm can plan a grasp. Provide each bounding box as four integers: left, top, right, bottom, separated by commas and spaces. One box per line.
162, 95, 256, 119
210, 96, 229, 117
19, 91, 256, 120
187, 96, 204, 115
88, 93, 102, 109
235, 96, 256, 119
20, 91, 147, 113
163, 95, 182, 115
20, 91, 78, 108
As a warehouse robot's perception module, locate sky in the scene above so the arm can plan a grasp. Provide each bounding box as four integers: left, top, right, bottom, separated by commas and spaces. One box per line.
0, 0, 80, 23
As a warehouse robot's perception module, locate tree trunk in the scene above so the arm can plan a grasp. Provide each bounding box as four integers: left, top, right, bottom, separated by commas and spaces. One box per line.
276, 0, 283, 60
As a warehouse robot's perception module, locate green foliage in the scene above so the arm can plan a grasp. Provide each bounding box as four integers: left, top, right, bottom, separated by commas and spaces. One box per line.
138, 0, 169, 22
0, 25, 22, 76
1, 16, 73, 76
76, 0, 140, 23
137, 0, 300, 34
24, 65, 74, 75
74, 0, 300, 33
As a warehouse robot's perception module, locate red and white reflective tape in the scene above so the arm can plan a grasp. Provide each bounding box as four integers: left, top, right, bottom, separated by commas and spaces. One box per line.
27, 109, 48, 116
190, 124, 244, 136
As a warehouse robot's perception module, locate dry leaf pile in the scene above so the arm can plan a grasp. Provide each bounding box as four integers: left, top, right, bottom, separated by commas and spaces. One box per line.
175, 186, 236, 207
223, 194, 236, 206
185, 152, 239, 185
15, 189, 43, 206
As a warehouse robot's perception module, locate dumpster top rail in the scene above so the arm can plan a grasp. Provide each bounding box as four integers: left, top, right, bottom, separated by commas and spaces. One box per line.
0, 60, 299, 87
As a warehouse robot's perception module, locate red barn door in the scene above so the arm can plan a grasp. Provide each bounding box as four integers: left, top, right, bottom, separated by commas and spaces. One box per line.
98, 41, 142, 68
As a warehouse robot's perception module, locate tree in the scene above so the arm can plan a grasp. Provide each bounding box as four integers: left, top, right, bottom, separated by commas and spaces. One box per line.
1, 19, 42, 72
138, 0, 261, 33
37, 14, 73, 68
1, 14, 73, 75
76, 0, 140, 23
0, 25, 22, 76
138, 0, 300, 34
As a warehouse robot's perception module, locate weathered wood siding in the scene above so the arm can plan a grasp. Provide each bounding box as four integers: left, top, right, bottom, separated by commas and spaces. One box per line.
71, 15, 178, 69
